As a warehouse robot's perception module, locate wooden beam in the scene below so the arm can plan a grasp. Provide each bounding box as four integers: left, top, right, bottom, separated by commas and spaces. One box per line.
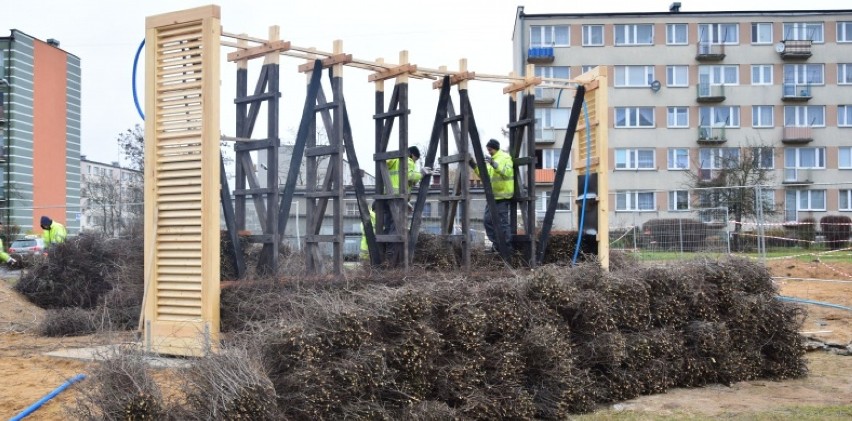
226, 39, 290, 62
298, 53, 353, 72
502, 76, 542, 94
432, 71, 475, 89
369, 51, 416, 82
146, 5, 220, 29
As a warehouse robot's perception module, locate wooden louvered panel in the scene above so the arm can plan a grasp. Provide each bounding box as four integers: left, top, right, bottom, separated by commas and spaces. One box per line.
144, 5, 220, 357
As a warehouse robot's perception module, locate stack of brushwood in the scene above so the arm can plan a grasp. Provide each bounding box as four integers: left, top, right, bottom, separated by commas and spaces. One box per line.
412, 231, 583, 269
211, 256, 806, 419
14, 233, 145, 335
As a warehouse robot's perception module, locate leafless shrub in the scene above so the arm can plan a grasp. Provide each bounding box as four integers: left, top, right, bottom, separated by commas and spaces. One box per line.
37, 308, 96, 337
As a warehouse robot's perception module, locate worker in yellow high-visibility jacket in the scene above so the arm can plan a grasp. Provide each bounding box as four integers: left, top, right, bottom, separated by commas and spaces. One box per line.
0, 222, 16, 266
40, 216, 67, 247
471, 139, 514, 252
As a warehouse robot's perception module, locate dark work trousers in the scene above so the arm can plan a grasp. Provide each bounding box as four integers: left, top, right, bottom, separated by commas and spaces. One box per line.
484, 199, 511, 251
382, 200, 403, 265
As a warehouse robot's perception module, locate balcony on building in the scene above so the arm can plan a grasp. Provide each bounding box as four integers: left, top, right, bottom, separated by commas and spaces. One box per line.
697, 126, 727, 144
781, 126, 814, 144
778, 40, 812, 59
527, 46, 554, 64
781, 82, 812, 101
783, 168, 813, 184
535, 168, 557, 184
696, 83, 725, 103
534, 87, 556, 105
695, 42, 725, 61
536, 127, 557, 144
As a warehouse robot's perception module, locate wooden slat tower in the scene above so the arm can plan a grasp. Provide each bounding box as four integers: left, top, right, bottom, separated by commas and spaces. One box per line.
573, 66, 610, 270
230, 27, 284, 276
506, 66, 538, 267
408, 61, 478, 270
143, 5, 221, 357
370, 52, 418, 269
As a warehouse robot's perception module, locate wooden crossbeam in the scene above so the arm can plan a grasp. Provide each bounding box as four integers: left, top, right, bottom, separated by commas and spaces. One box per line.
368, 63, 417, 82
432, 71, 475, 89
298, 53, 353, 72
226, 40, 291, 62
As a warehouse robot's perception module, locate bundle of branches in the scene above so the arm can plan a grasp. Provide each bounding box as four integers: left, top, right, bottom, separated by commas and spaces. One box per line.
220, 230, 252, 281
413, 233, 458, 270
170, 344, 278, 420
96, 236, 145, 330
37, 307, 96, 337
68, 347, 165, 420
15, 234, 117, 309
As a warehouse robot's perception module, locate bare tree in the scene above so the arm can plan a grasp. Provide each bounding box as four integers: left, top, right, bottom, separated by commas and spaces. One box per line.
82, 172, 143, 237
686, 141, 778, 251
118, 125, 145, 172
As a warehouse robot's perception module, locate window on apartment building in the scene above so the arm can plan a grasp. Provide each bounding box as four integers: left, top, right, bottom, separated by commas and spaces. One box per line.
616, 191, 655, 211
0, 51, 4, 78
751, 23, 773, 44
698, 23, 738, 44
615, 65, 654, 87
698, 65, 739, 85
785, 147, 826, 169
666, 65, 688, 87
667, 23, 688, 45
530, 25, 570, 47
784, 105, 825, 127
344, 202, 359, 216
838, 189, 852, 211
535, 108, 570, 129
839, 106, 852, 127
783, 22, 824, 42
840, 190, 852, 211
752, 106, 774, 128
537, 148, 565, 170
786, 189, 826, 212
535, 66, 570, 97
668, 148, 689, 170
839, 64, 852, 84
581, 65, 597, 74
614, 24, 654, 46
615, 148, 655, 170
537, 191, 572, 212
582, 25, 604, 46
669, 190, 690, 211
783, 64, 824, 85
699, 106, 740, 127
751, 65, 773, 85
667, 107, 689, 128
615, 107, 655, 128
839, 22, 852, 42
699, 147, 740, 169
838, 147, 852, 169
752, 147, 774, 169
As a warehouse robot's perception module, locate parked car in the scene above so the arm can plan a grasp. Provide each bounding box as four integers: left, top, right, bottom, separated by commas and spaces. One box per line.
8, 237, 46, 257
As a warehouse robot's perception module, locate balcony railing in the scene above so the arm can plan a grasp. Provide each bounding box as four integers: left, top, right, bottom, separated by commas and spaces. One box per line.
696, 42, 725, 61
697, 126, 727, 143
781, 126, 814, 144
783, 168, 813, 184
527, 46, 554, 63
779, 40, 812, 59
782, 82, 812, 101
696, 83, 726, 102
535, 128, 557, 143
534, 87, 557, 104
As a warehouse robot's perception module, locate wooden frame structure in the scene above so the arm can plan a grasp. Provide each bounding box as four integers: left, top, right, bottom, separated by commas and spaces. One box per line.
143, 5, 221, 357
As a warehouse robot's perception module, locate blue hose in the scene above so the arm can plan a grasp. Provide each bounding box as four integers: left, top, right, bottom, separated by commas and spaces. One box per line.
10, 373, 86, 420
572, 99, 592, 266
132, 39, 145, 120
776, 296, 852, 312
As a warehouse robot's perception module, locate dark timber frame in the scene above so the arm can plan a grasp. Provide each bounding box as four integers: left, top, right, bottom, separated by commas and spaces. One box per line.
507, 91, 537, 266
229, 31, 283, 277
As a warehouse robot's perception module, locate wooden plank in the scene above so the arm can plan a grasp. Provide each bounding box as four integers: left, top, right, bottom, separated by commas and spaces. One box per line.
368, 63, 417, 82
146, 5, 220, 29
503, 76, 542, 94
297, 53, 353, 72
226, 40, 291, 62
432, 71, 475, 89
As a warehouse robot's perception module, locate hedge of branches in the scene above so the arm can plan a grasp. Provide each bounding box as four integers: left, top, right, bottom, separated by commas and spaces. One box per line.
212, 256, 806, 419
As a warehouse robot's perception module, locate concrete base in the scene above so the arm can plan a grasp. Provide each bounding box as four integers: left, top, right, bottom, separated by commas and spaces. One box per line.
45, 343, 191, 368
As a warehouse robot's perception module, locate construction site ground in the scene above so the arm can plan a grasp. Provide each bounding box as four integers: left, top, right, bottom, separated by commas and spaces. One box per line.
0, 258, 850, 420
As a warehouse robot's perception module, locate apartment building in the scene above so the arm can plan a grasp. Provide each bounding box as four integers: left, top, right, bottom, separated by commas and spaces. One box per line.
80, 156, 143, 235
1, 29, 81, 233
513, 5, 852, 228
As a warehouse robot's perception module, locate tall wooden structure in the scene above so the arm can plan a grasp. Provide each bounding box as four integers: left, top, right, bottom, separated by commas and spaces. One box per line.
143, 5, 221, 357
573, 67, 610, 270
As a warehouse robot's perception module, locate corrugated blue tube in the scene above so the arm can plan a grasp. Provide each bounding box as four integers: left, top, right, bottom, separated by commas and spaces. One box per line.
10, 373, 86, 421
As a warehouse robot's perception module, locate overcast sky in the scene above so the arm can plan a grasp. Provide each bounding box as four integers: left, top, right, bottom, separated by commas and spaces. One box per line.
4, 0, 849, 171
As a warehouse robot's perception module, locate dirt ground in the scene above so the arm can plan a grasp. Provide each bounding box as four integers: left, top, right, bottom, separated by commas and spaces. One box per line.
0, 259, 850, 420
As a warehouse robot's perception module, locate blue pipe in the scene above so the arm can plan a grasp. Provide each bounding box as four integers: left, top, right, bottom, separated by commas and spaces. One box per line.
10, 374, 86, 420
572, 99, 592, 266
776, 296, 852, 312
132, 38, 145, 120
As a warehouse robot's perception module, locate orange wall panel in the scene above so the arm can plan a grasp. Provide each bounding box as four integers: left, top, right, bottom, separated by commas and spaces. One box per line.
32, 41, 68, 231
